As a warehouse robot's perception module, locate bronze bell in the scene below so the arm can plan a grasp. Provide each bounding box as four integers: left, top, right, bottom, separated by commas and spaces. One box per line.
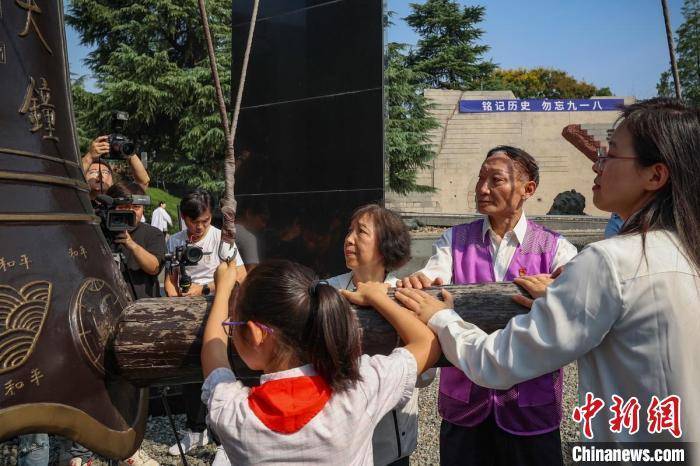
0, 0, 148, 458
0, 0, 530, 460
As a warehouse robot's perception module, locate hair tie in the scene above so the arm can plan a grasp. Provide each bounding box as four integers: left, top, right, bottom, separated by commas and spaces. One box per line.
308, 279, 329, 297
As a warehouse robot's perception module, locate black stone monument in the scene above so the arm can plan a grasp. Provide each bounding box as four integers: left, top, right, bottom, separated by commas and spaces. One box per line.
231, 0, 384, 277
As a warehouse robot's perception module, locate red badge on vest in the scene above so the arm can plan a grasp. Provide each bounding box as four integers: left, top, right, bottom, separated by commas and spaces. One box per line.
248, 375, 332, 434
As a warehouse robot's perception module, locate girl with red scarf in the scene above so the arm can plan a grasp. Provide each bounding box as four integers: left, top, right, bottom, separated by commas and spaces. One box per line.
200, 259, 442, 465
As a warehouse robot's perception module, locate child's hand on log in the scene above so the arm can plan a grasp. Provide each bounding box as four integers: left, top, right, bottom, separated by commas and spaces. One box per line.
512, 274, 555, 308
394, 288, 453, 324
340, 282, 390, 307
214, 261, 238, 294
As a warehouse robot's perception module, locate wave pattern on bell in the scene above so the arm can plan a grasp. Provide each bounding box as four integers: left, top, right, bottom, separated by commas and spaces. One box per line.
0, 281, 52, 374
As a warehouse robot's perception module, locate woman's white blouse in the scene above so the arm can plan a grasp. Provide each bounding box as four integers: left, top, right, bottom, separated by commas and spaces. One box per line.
428, 230, 700, 448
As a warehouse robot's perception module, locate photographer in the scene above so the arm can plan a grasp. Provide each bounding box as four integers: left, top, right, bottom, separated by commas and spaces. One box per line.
83, 112, 150, 204
105, 182, 166, 299
164, 189, 245, 457
83, 135, 150, 202
164, 189, 245, 297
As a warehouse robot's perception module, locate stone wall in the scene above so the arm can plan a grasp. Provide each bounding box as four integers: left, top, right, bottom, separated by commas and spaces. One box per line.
387, 90, 635, 216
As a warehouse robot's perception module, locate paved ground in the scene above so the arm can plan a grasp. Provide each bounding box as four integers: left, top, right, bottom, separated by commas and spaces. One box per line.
1, 364, 580, 465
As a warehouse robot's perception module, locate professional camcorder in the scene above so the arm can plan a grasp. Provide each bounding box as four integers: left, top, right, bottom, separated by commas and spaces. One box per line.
94, 193, 151, 280
94, 193, 150, 232
165, 243, 206, 293
106, 111, 136, 160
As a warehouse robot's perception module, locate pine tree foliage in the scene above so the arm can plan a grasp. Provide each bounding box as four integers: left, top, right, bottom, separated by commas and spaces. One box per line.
67, 0, 233, 191
656, 70, 675, 98
657, 0, 700, 104
71, 75, 100, 154
386, 42, 440, 194
405, 0, 495, 90
676, 0, 700, 104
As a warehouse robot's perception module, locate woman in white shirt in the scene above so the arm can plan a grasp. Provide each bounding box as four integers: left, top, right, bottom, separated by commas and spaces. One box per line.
327, 204, 428, 466
396, 98, 700, 455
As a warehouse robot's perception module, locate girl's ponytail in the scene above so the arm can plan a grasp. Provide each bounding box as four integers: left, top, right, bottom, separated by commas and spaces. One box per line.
304, 282, 362, 392
235, 260, 362, 392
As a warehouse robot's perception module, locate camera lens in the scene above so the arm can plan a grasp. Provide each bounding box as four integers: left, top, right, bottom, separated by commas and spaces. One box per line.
185, 246, 203, 264
122, 141, 135, 156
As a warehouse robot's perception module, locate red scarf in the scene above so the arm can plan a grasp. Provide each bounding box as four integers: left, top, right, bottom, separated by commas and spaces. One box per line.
248, 375, 332, 434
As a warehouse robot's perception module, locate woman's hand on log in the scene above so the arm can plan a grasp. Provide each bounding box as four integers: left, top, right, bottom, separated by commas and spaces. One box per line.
394, 288, 453, 324
512, 274, 555, 308
340, 282, 390, 307
214, 261, 238, 294
396, 272, 444, 290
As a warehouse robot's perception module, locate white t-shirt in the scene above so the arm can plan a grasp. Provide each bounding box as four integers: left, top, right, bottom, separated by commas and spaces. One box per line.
202, 348, 417, 465
167, 226, 243, 285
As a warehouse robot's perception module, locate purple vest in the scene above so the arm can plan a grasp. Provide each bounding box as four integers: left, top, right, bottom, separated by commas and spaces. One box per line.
438, 219, 564, 435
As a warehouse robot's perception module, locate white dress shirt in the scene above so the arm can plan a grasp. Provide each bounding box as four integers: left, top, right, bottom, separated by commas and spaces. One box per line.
202, 348, 417, 465
150, 206, 172, 232
428, 230, 700, 448
420, 213, 578, 283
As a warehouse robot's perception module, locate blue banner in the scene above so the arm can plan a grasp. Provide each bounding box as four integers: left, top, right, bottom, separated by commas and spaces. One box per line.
458, 99, 624, 113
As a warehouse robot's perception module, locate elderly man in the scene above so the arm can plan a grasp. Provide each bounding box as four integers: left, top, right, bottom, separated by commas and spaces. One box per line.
399, 146, 577, 466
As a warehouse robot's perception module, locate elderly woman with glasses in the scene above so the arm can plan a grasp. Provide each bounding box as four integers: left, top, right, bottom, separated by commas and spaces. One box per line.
326, 204, 428, 466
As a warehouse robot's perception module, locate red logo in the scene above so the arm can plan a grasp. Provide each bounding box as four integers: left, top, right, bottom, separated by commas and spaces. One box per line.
609, 395, 641, 435
647, 395, 682, 438
572, 392, 605, 439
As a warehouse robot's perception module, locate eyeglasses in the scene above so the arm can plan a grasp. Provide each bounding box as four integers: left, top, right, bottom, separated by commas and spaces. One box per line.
221, 320, 275, 337
594, 149, 637, 171
86, 169, 112, 177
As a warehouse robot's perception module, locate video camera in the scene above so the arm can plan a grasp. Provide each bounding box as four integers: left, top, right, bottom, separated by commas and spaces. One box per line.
165, 244, 206, 293
93, 193, 150, 279
105, 111, 136, 160
94, 193, 150, 232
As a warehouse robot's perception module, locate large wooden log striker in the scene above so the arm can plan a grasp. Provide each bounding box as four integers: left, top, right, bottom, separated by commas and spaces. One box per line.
111, 283, 529, 387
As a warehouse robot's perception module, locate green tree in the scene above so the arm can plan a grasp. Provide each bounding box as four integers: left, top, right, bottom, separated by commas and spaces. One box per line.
676, 0, 700, 104
70, 75, 100, 154
385, 43, 440, 194
67, 0, 232, 191
656, 70, 675, 98
405, 0, 495, 90
485, 68, 612, 99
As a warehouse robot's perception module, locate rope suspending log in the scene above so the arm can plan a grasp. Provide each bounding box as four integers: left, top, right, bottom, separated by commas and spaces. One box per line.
197, 0, 260, 261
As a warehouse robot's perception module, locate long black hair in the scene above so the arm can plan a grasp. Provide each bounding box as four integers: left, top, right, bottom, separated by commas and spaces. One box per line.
235, 260, 363, 392
618, 98, 700, 271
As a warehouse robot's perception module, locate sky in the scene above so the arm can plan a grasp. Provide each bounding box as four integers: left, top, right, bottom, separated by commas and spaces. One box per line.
66, 0, 684, 98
